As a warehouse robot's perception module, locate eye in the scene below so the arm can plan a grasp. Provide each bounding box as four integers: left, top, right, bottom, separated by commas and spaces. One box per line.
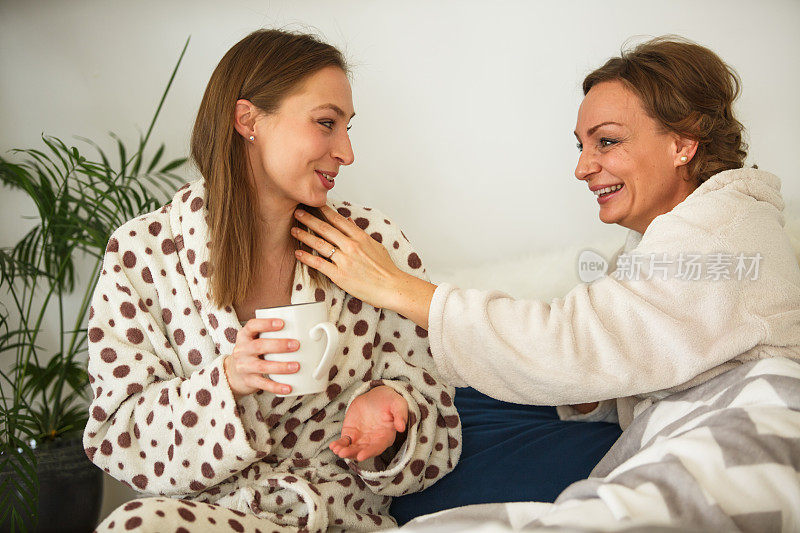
599, 137, 619, 148
576, 142, 583, 152
318, 120, 334, 130
346, 124, 352, 132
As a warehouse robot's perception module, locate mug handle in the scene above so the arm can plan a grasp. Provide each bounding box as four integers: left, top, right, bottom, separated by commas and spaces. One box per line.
309, 321, 338, 380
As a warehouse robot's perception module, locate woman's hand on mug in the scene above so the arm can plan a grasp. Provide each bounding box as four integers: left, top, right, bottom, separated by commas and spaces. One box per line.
291, 206, 405, 310
329, 385, 408, 462
223, 318, 300, 399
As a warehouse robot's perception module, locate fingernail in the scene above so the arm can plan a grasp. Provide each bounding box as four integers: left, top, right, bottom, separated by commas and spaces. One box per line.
281, 386, 291, 394
272, 319, 283, 328
288, 340, 299, 349
290, 227, 299, 235
295, 250, 303, 258
295, 210, 306, 218
288, 362, 299, 371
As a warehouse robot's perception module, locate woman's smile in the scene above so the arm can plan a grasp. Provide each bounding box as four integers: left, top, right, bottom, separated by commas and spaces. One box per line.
315, 169, 336, 190
591, 183, 624, 205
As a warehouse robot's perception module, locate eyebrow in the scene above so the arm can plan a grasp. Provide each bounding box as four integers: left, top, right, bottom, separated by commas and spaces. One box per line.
311, 103, 356, 120
574, 121, 624, 140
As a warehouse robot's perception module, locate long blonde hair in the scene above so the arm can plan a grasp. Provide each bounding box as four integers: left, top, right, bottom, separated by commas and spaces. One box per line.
190, 29, 346, 307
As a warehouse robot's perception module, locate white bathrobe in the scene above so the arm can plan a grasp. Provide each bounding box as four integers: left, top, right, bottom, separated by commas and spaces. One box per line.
83, 179, 461, 532
426, 167, 800, 428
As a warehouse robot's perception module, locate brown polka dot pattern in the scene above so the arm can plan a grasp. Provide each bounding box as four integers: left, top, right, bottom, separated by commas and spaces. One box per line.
126, 328, 144, 344
85, 185, 460, 532
122, 251, 136, 268
89, 327, 104, 343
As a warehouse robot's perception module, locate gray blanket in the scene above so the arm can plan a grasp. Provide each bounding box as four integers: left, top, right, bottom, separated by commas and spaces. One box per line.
396, 357, 800, 533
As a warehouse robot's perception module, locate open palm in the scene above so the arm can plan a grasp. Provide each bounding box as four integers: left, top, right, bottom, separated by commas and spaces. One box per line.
329, 385, 408, 462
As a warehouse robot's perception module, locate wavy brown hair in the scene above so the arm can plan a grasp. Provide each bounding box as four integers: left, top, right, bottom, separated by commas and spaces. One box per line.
583, 36, 747, 184
191, 29, 346, 307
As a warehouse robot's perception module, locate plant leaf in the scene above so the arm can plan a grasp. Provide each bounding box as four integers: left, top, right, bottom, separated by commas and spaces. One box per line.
0, 434, 39, 532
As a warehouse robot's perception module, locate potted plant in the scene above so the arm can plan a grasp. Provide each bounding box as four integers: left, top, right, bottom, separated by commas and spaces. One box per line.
0, 38, 190, 532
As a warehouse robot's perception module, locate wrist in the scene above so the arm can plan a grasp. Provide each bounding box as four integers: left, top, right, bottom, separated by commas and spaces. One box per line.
385, 269, 409, 309
223, 355, 244, 401
387, 270, 436, 330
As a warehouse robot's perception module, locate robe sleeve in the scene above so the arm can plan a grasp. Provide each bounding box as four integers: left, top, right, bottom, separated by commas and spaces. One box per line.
83, 227, 265, 496
426, 223, 767, 406
342, 212, 462, 496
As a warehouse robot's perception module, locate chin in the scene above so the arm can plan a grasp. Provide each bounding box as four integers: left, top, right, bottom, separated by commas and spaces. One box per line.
598, 210, 620, 226
305, 196, 329, 208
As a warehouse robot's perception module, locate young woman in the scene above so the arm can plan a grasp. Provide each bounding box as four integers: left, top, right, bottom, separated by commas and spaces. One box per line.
293, 37, 800, 529
84, 29, 460, 532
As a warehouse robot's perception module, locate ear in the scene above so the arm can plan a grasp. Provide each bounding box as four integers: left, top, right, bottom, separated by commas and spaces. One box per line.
672, 134, 699, 167
233, 99, 258, 140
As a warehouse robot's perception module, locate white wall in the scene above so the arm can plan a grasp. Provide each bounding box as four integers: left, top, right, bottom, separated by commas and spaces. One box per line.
3, 0, 799, 272
1, 0, 798, 522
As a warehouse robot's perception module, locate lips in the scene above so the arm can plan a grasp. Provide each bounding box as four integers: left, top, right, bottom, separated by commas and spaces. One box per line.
315, 170, 335, 190
595, 184, 624, 205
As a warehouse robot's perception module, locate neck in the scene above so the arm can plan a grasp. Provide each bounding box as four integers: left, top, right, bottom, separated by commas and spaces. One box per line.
251, 183, 299, 262
632, 179, 698, 234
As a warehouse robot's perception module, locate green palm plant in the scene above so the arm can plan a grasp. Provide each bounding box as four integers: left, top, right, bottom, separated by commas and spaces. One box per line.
0, 37, 190, 531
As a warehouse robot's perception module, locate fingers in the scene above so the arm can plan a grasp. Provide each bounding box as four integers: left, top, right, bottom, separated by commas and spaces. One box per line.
328, 432, 392, 462
253, 337, 300, 355
227, 350, 299, 374
232, 337, 299, 359
391, 397, 409, 432
239, 318, 285, 339
251, 358, 299, 375
331, 442, 377, 462
319, 205, 362, 238
294, 208, 351, 248
294, 247, 337, 279
328, 430, 380, 461
246, 374, 292, 395
330, 434, 353, 451
291, 226, 340, 260
329, 433, 360, 459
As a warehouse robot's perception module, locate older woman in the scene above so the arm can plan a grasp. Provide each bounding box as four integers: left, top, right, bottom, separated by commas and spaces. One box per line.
293, 37, 800, 530
84, 29, 460, 532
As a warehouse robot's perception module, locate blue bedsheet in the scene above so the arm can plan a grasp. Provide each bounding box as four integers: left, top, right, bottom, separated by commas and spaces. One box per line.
390, 387, 622, 525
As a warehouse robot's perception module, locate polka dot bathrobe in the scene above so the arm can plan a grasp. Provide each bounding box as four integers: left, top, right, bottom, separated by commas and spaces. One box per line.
83, 180, 462, 532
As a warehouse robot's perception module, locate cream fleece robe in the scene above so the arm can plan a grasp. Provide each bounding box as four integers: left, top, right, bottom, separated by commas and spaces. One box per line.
427, 168, 800, 428
83, 179, 461, 532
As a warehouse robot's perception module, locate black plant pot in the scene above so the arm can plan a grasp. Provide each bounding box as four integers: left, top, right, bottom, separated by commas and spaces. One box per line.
1, 437, 103, 533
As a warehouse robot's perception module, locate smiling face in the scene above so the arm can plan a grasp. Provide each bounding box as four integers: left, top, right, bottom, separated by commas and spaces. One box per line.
244, 66, 355, 209
574, 80, 697, 234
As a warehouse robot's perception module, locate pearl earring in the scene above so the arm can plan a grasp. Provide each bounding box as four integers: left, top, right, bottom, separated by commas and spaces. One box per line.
680, 156, 688, 162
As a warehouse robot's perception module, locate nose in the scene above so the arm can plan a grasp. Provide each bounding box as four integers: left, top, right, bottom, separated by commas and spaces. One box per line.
574, 148, 600, 181
332, 130, 355, 166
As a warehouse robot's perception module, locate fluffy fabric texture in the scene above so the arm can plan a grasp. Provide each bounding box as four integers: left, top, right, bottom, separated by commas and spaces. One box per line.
83, 179, 461, 532
427, 168, 800, 428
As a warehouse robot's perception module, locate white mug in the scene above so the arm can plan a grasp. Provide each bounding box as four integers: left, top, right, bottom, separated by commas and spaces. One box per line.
255, 301, 338, 396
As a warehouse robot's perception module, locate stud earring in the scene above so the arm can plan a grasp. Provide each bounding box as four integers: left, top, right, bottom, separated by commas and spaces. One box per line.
248, 135, 255, 141
680, 156, 688, 162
